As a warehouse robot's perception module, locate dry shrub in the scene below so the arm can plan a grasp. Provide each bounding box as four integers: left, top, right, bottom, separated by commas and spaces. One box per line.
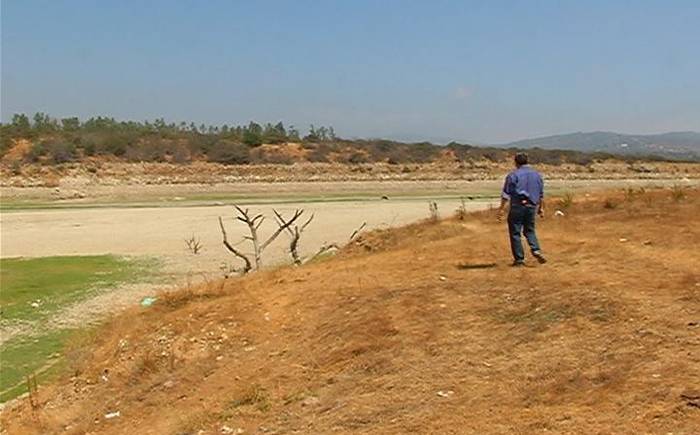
603, 198, 618, 210
133, 350, 159, 376
558, 191, 574, 210
228, 384, 271, 412
454, 198, 467, 220
671, 184, 686, 202
428, 201, 439, 222
64, 329, 100, 376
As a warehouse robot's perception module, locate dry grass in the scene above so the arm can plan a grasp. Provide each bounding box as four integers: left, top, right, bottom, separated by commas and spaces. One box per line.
2, 187, 700, 434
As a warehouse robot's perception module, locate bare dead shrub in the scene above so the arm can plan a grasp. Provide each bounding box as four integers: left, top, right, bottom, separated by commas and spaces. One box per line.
185, 234, 203, 254
455, 198, 467, 220
428, 201, 439, 222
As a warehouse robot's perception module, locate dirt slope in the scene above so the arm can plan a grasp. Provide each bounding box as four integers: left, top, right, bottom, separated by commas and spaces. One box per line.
2, 188, 699, 434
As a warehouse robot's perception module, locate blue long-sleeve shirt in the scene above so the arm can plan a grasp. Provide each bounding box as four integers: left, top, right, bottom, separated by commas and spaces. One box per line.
501, 165, 544, 205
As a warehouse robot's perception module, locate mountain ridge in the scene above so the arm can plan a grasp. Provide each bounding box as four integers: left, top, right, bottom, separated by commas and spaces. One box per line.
501, 131, 700, 160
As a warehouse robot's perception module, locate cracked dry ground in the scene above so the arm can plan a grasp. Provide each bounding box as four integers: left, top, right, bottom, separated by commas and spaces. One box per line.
2, 188, 699, 434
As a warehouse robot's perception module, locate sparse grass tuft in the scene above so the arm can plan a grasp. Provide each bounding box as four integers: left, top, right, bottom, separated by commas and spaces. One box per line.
228, 384, 271, 412
558, 191, 574, 210
133, 350, 159, 376
671, 184, 686, 202
454, 198, 467, 220
428, 201, 439, 222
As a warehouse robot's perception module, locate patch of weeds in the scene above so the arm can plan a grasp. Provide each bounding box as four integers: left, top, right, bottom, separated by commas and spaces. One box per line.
283, 389, 313, 405
428, 201, 439, 222
623, 187, 637, 203
558, 192, 574, 210
671, 184, 686, 202
603, 198, 618, 210
491, 303, 575, 333
228, 384, 271, 412
454, 198, 467, 220
64, 327, 100, 376
132, 351, 159, 377
176, 410, 218, 435
589, 306, 614, 322
0, 329, 77, 402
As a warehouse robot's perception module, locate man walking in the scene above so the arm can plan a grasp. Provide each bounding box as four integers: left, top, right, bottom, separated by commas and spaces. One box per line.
497, 153, 547, 266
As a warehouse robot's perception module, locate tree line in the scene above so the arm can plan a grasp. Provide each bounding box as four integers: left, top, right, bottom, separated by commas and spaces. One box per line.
0, 112, 660, 166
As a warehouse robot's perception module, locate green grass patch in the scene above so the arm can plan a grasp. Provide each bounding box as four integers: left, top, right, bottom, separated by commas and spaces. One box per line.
0, 255, 153, 323
0, 255, 156, 402
0, 329, 75, 402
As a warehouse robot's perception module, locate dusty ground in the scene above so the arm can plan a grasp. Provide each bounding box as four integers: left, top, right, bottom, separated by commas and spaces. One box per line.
2, 186, 699, 434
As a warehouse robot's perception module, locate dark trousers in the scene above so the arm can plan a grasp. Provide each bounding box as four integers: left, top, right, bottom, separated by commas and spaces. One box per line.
508, 202, 541, 262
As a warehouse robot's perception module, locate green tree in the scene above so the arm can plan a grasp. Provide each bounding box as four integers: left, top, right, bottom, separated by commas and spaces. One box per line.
242, 122, 263, 147
11, 113, 32, 136
61, 117, 81, 132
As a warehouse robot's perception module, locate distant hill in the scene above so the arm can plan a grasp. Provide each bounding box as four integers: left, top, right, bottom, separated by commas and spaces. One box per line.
504, 131, 700, 160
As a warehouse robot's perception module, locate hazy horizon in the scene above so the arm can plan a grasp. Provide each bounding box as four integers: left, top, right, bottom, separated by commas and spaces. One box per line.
2, 0, 699, 143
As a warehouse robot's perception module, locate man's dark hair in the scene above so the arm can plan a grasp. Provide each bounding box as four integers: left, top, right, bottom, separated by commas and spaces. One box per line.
514, 153, 528, 166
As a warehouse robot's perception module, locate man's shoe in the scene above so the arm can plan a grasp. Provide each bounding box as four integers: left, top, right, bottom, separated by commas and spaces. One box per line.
511, 260, 525, 267
532, 251, 547, 264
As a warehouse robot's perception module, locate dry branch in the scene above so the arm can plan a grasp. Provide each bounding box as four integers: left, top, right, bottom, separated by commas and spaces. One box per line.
218, 216, 252, 274
275, 210, 314, 265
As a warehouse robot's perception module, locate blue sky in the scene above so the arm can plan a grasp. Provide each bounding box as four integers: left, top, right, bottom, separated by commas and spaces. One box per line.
2, 0, 699, 143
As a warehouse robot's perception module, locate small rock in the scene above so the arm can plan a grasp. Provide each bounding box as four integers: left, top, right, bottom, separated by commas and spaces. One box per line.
619, 238, 628, 243
436, 390, 454, 398
642, 240, 652, 246
163, 380, 175, 389
301, 396, 320, 407
554, 210, 565, 217
439, 275, 447, 281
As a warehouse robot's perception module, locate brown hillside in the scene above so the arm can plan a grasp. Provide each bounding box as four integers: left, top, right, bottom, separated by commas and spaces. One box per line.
2, 188, 700, 434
